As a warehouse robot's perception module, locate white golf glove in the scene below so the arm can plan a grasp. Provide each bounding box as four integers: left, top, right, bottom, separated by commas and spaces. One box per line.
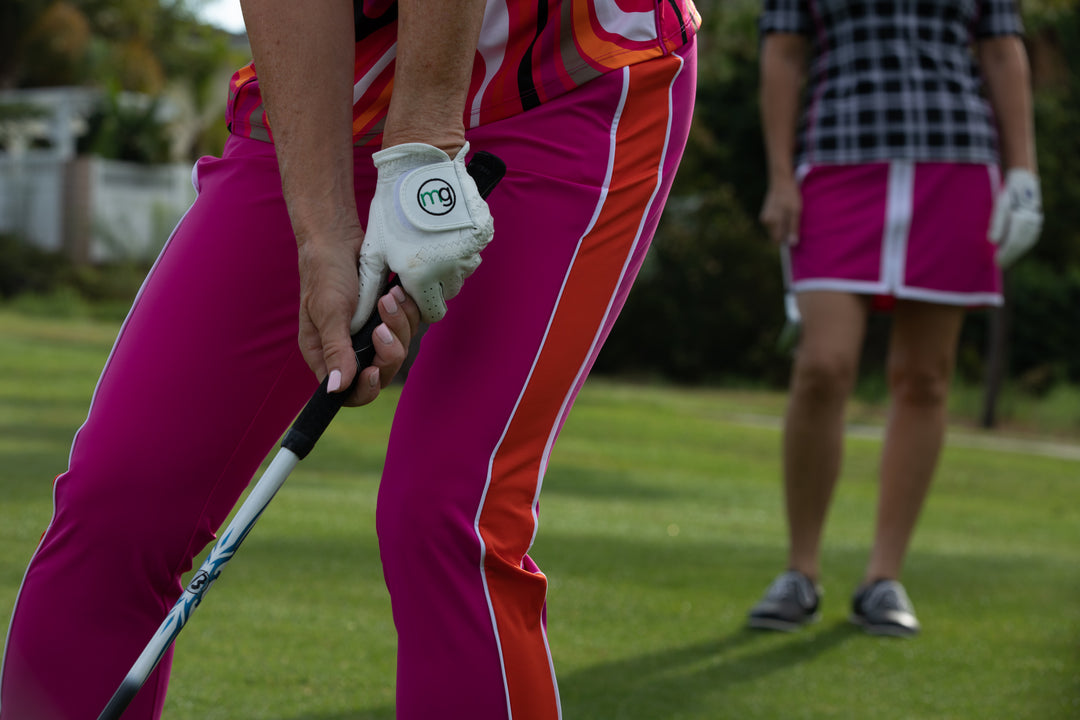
988, 168, 1043, 268
350, 142, 494, 332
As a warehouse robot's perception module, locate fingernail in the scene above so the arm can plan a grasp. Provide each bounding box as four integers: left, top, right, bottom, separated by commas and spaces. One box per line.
368, 370, 379, 389
375, 324, 393, 344
384, 293, 399, 315
390, 285, 406, 304
327, 369, 342, 393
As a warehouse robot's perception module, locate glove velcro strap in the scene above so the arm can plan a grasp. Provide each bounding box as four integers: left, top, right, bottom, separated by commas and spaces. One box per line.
398, 162, 478, 233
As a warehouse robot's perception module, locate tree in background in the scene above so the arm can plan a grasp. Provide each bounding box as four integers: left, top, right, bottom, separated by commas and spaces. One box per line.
1, 0, 242, 161
595, 0, 791, 385
994, 0, 1080, 397
1027, 0, 1080, 271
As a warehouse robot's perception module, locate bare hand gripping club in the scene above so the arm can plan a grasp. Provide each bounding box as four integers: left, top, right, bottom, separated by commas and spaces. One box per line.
98, 151, 506, 720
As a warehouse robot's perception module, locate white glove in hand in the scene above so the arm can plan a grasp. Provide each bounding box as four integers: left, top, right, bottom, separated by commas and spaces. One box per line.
350, 142, 494, 331
988, 168, 1043, 268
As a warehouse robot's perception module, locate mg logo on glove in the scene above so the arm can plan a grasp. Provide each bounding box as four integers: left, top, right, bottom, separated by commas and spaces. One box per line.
417, 178, 457, 216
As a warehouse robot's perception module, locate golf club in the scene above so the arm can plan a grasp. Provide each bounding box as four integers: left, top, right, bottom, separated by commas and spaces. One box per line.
97, 151, 506, 720
776, 242, 802, 354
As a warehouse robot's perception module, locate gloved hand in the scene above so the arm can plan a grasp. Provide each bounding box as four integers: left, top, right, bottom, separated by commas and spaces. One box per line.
988, 168, 1043, 268
350, 142, 494, 332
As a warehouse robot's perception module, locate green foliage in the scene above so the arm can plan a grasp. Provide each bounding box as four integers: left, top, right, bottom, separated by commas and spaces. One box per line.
1025, 5, 1080, 270
949, 378, 1080, 437
3, 1, 239, 161
0, 232, 70, 298
599, 0, 782, 385
153, 3, 236, 101
3, 0, 222, 93
679, 0, 766, 216
596, 188, 788, 385
0, 101, 48, 125
1005, 261, 1080, 386
76, 85, 173, 163
0, 231, 149, 319
8, 2, 94, 87
1032, 89, 1080, 268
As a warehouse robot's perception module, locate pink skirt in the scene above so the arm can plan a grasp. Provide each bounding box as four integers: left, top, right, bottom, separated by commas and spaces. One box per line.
791, 161, 1003, 308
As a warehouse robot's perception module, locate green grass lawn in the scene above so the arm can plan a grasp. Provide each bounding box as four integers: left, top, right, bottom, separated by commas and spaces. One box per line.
1, 309, 1078, 719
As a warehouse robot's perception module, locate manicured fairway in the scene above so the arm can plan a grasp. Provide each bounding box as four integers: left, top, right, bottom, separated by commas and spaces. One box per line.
1, 310, 1077, 719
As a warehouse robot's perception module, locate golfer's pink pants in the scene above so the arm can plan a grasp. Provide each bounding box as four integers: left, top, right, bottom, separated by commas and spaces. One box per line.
1, 42, 695, 720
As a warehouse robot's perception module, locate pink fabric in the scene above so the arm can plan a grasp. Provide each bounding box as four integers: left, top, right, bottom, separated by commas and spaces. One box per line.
379, 47, 695, 717
0, 136, 322, 720
0, 40, 696, 720
792, 161, 1003, 307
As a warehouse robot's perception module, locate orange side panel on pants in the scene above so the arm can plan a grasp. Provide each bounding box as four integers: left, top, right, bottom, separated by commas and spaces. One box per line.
478, 55, 680, 719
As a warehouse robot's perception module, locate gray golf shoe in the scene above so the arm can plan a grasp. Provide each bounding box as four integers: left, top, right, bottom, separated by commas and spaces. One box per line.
747, 570, 822, 631
849, 579, 921, 637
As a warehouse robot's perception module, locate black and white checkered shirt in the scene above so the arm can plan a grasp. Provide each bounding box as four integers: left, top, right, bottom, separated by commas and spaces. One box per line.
759, 0, 1023, 167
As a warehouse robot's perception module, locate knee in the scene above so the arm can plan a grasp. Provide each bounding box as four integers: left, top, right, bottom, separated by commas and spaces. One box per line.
887, 358, 952, 408
53, 460, 219, 585
792, 351, 858, 403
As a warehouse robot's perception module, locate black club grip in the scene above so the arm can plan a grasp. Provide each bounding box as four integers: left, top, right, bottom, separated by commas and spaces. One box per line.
281, 151, 506, 459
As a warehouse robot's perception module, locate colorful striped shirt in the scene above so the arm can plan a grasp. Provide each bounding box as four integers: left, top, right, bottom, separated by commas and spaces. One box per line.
227, 0, 701, 145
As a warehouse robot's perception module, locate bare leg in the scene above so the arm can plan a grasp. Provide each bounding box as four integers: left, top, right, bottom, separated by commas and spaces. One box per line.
783, 291, 869, 581
863, 300, 964, 583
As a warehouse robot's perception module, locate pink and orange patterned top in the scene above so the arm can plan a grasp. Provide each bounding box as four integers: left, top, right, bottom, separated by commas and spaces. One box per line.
226, 0, 700, 145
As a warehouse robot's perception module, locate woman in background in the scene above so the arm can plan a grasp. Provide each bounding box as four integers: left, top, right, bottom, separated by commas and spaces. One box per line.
749, 0, 1041, 636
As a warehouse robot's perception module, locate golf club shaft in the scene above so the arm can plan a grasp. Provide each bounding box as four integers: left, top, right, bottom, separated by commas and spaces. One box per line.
777, 242, 802, 353
779, 241, 796, 317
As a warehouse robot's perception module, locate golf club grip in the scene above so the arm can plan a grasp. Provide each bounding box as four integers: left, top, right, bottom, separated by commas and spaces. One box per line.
282, 151, 506, 459
281, 300, 386, 459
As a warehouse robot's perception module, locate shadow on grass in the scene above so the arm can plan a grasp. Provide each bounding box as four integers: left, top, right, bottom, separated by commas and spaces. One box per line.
273, 625, 857, 720
556, 622, 857, 718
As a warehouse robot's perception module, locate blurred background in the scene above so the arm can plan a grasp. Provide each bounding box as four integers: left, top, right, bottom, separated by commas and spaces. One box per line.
1, 0, 1077, 435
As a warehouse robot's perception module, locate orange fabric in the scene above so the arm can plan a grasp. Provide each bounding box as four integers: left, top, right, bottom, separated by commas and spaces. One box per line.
226, 1, 699, 145
477, 55, 679, 719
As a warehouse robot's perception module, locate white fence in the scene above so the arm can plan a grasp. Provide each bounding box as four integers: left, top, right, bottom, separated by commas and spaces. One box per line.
0, 152, 196, 263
